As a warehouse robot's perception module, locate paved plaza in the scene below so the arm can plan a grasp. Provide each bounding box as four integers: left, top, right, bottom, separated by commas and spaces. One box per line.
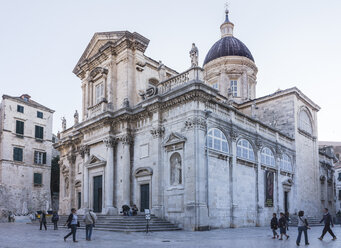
0, 223, 341, 248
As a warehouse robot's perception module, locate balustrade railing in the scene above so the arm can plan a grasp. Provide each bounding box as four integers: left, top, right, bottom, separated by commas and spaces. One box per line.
157, 67, 204, 94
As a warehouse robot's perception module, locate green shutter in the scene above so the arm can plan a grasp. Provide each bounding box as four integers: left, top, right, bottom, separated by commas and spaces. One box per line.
43, 152, 46, 164
34, 173, 42, 185
35, 126, 39, 138
16, 121, 24, 135
13, 147, 23, 161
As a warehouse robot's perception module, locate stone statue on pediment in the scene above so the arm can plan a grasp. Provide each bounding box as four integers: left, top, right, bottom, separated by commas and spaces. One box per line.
190, 43, 199, 67
61, 117, 66, 131
74, 110, 79, 125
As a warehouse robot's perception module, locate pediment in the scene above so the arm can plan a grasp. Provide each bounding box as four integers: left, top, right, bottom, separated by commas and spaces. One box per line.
85, 154, 106, 168
76, 31, 127, 68
134, 167, 153, 177
163, 132, 187, 147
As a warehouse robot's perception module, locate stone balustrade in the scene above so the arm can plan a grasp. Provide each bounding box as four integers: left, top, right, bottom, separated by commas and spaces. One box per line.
157, 67, 204, 94
87, 100, 107, 119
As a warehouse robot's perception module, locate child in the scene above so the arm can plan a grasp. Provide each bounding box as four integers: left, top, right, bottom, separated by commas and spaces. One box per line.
271, 213, 279, 239
278, 212, 289, 240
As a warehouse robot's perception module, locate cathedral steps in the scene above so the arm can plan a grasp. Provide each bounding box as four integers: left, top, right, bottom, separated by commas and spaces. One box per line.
34, 214, 182, 232
289, 216, 324, 227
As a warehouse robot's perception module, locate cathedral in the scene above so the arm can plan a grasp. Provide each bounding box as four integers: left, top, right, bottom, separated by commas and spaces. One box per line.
56, 10, 322, 230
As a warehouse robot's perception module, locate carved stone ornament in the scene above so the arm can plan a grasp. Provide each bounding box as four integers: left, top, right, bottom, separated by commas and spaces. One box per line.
185, 117, 207, 130
61, 163, 70, 178
103, 137, 118, 148
139, 85, 158, 100
120, 134, 134, 146
230, 130, 239, 141
67, 153, 76, 164
150, 126, 165, 138
275, 144, 283, 157
79, 145, 90, 158
255, 137, 263, 151
89, 67, 108, 80
320, 175, 326, 182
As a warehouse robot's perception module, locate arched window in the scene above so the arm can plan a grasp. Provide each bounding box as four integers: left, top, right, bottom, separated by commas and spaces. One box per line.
261, 147, 275, 167
280, 154, 293, 172
299, 110, 313, 135
207, 128, 228, 153
170, 153, 182, 185
237, 139, 255, 161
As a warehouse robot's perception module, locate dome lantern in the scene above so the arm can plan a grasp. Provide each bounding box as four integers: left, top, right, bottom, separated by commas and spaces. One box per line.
220, 9, 234, 38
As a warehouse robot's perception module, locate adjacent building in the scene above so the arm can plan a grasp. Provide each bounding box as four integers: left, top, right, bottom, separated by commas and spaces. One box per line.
56, 10, 324, 230
0, 94, 54, 216
319, 141, 341, 213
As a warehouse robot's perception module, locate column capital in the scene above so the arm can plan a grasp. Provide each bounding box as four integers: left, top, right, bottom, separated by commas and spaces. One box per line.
184, 116, 206, 131
103, 137, 118, 148
79, 145, 90, 158
150, 126, 165, 138
67, 153, 76, 164
119, 134, 134, 146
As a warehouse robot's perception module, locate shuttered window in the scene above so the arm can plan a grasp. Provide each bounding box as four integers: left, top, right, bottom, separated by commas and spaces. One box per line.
37, 111, 43, 118
13, 147, 23, 161
34, 151, 46, 164
17, 105, 24, 113
16, 120, 24, 135
34, 173, 42, 185
35, 126, 44, 139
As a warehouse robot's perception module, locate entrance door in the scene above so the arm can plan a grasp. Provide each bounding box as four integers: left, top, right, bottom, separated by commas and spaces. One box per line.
284, 191, 289, 213
93, 176, 103, 213
140, 184, 150, 212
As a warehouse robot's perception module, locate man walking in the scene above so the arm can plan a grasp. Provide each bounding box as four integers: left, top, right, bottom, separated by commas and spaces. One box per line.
318, 208, 337, 241
83, 208, 97, 241
39, 210, 47, 230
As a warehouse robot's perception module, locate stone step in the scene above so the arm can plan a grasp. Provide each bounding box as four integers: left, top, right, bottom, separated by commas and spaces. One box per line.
34, 214, 181, 232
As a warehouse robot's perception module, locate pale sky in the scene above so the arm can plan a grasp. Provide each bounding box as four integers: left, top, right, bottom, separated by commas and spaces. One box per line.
0, 0, 340, 141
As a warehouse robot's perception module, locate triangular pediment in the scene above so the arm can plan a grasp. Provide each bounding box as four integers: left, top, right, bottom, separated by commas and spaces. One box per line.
85, 154, 106, 168
77, 31, 127, 67
163, 132, 187, 147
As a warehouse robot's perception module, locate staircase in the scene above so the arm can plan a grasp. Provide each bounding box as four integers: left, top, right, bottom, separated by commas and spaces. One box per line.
34, 214, 181, 232
289, 216, 323, 227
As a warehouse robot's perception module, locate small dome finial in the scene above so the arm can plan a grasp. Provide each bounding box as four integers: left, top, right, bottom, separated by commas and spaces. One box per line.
224, 2, 230, 23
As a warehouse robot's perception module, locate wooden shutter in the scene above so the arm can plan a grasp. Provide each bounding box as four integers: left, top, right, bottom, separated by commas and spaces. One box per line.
16, 121, 24, 135
43, 152, 46, 164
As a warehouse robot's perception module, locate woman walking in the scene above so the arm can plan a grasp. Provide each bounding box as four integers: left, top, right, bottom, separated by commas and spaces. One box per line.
296, 210, 310, 246
64, 208, 79, 242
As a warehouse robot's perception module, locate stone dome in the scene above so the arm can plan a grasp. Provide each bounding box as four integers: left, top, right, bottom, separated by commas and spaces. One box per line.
203, 36, 254, 66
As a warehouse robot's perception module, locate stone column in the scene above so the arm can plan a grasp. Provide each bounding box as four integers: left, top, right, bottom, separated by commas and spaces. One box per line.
80, 145, 90, 208
255, 139, 262, 227
103, 137, 117, 215
229, 129, 238, 228
120, 134, 133, 206
67, 153, 76, 209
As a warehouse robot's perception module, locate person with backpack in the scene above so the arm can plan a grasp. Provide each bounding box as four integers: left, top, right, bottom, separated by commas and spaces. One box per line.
64, 208, 79, 242
296, 210, 310, 246
318, 208, 337, 241
278, 212, 289, 240
270, 213, 279, 239
51, 211, 59, 230
83, 208, 97, 241
39, 210, 47, 230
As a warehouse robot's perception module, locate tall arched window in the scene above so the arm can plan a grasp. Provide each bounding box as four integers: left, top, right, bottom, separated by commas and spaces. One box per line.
170, 153, 182, 185
299, 110, 313, 135
280, 154, 293, 172
237, 139, 255, 161
261, 147, 275, 167
207, 128, 229, 153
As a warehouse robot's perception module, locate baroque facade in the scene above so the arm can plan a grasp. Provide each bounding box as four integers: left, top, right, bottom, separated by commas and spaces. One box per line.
56, 10, 323, 230
0, 94, 54, 217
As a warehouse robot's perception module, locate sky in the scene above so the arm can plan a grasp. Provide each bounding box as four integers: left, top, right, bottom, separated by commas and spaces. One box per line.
0, 0, 340, 141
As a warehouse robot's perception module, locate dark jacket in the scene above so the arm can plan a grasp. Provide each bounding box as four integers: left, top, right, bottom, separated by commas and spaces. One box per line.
52, 213, 59, 222
278, 216, 286, 228
40, 212, 46, 223
320, 212, 333, 226
65, 214, 73, 228
271, 217, 278, 229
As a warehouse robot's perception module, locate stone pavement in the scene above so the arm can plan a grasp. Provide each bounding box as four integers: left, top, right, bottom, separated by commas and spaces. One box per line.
0, 223, 340, 248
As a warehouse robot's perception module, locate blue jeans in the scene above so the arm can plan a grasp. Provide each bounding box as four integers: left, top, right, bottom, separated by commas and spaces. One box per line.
64, 224, 77, 241
296, 226, 308, 244
86, 224, 93, 240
